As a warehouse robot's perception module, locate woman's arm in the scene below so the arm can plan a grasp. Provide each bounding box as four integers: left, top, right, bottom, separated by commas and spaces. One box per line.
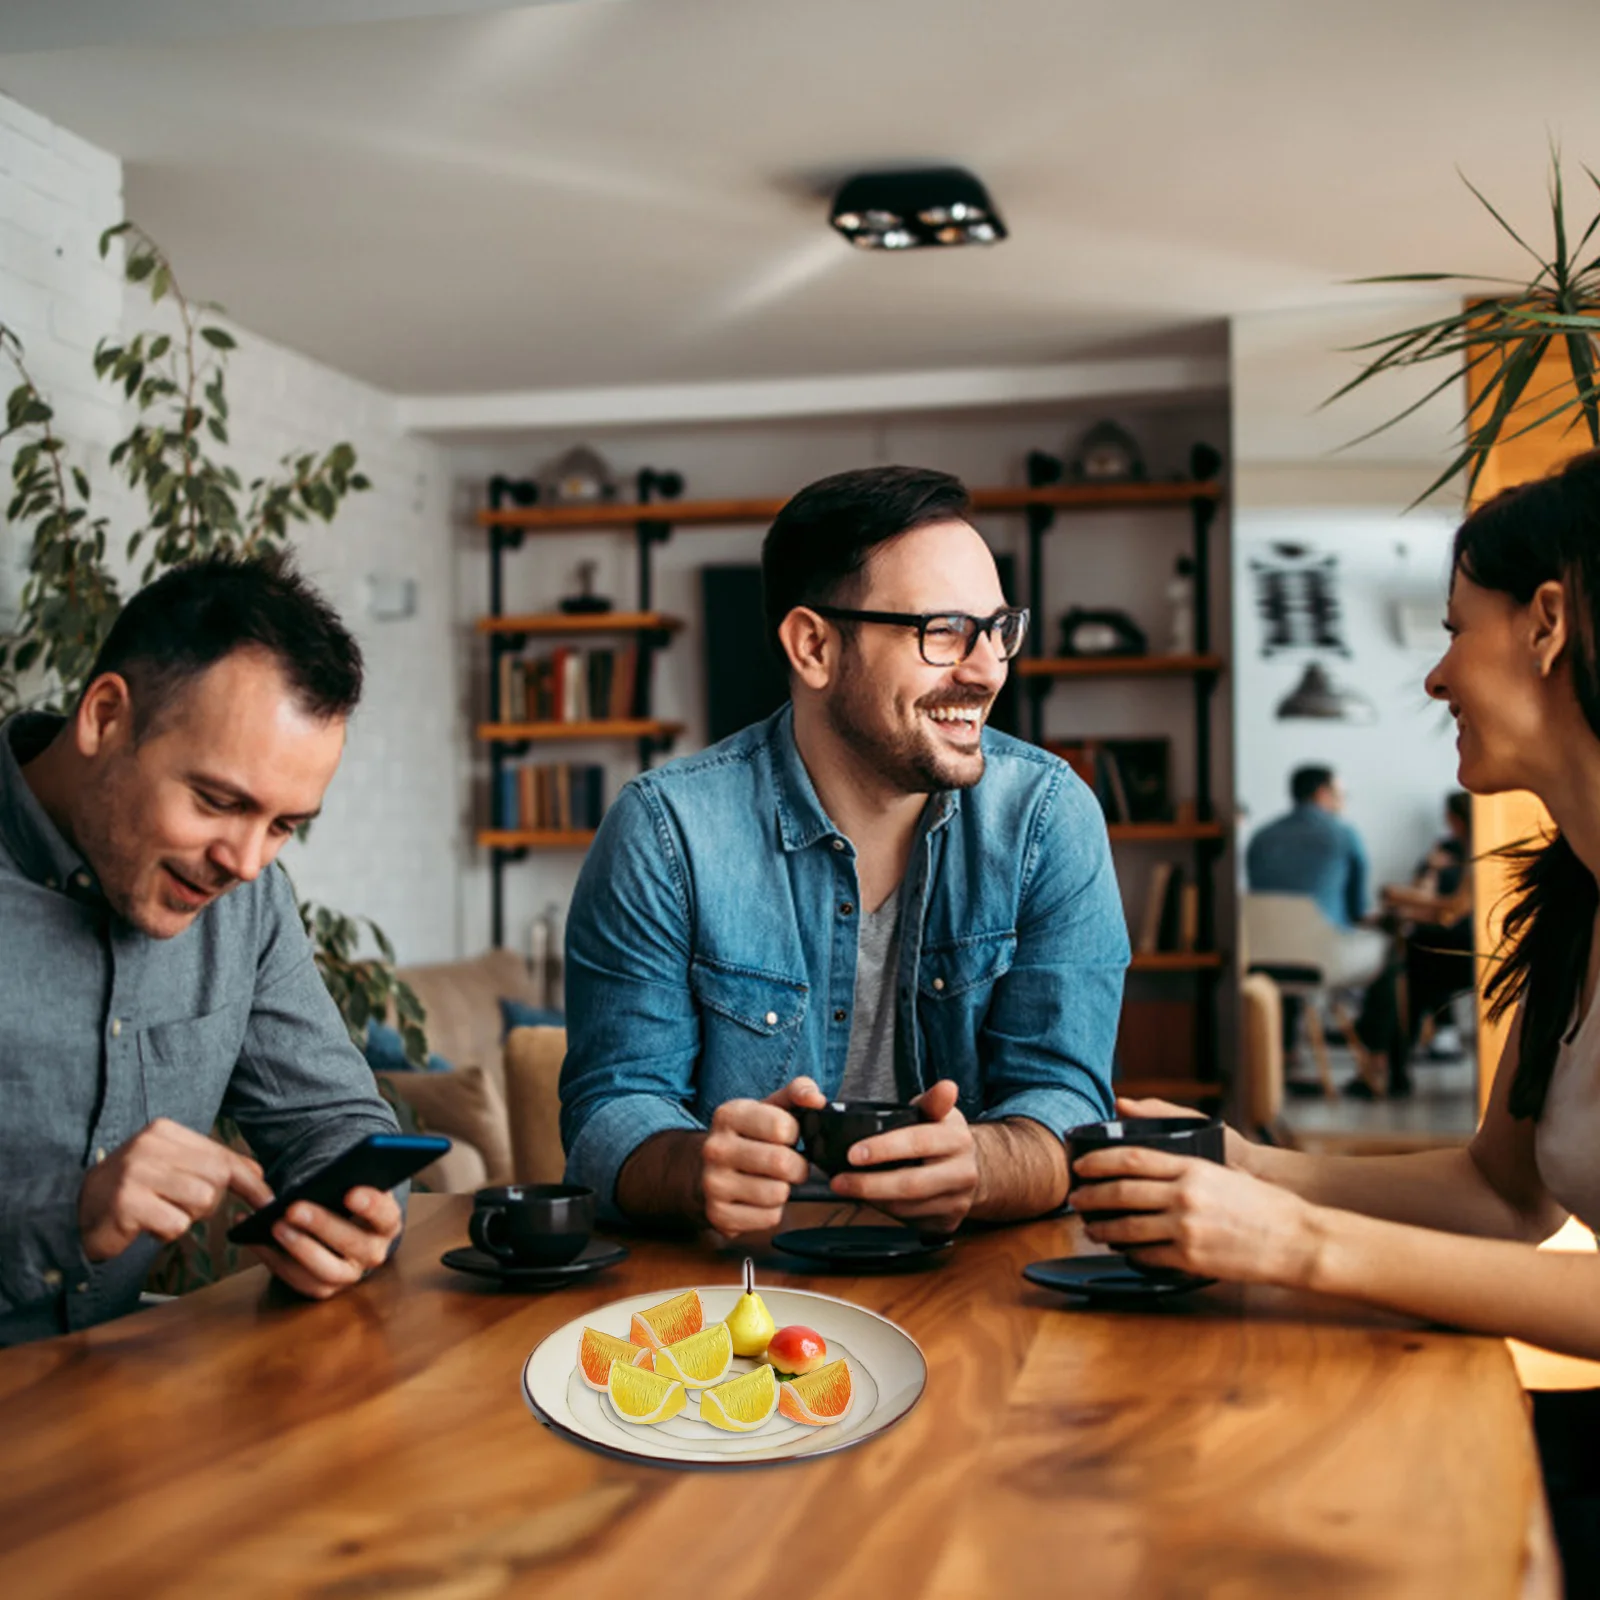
1123, 1017, 1563, 1244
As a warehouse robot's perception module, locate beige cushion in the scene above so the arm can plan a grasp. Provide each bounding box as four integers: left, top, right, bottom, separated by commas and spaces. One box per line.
393, 949, 544, 1101
504, 1025, 568, 1184
376, 1066, 515, 1186
1238, 972, 1284, 1132
416, 1139, 489, 1196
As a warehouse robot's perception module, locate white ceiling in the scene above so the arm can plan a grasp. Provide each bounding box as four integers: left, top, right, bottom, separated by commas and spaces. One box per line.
4, 0, 1600, 401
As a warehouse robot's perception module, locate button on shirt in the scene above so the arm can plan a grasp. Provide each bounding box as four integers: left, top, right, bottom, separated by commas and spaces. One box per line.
0, 712, 401, 1346
560, 704, 1130, 1214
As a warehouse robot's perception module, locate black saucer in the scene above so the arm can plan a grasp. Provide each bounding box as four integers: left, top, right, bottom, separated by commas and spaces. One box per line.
1022, 1254, 1214, 1304
771, 1225, 952, 1270
441, 1237, 628, 1287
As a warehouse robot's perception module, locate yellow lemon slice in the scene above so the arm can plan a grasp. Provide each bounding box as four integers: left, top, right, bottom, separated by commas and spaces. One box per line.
607, 1360, 687, 1426
653, 1321, 733, 1388
629, 1288, 705, 1350
578, 1327, 653, 1393
699, 1363, 778, 1433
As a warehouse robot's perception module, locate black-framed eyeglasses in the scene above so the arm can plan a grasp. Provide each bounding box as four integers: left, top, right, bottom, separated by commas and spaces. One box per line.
812, 604, 1029, 666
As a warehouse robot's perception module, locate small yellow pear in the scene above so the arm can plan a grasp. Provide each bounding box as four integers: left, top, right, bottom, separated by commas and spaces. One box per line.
724, 1256, 777, 1358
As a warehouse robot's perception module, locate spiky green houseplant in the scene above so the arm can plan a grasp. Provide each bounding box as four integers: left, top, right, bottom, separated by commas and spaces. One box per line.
0, 225, 431, 1285
1329, 155, 1600, 505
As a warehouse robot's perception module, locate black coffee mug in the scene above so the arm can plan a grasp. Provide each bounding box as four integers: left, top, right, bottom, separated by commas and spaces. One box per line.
469, 1183, 594, 1267
1065, 1116, 1225, 1281
796, 1101, 927, 1177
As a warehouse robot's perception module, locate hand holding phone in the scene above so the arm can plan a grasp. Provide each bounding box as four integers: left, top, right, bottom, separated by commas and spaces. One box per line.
228, 1133, 449, 1246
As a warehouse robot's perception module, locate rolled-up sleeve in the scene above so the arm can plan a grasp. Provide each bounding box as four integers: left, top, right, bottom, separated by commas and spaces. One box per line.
560, 786, 706, 1216
976, 770, 1128, 1137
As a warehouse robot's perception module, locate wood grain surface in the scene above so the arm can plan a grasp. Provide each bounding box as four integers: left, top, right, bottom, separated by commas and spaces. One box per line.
0, 1196, 1556, 1599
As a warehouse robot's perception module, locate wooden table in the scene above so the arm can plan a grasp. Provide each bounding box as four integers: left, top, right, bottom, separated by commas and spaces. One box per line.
0, 1196, 1558, 1599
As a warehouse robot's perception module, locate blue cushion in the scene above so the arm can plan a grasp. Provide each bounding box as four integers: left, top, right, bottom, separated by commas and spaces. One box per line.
364, 1019, 453, 1073
499, 997, 565, 1038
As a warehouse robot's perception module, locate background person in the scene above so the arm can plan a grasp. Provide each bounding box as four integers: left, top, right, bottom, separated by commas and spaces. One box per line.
0, 555, 404, 1346
559, 465, 1130, 1235
1071, 450, 1600, 1592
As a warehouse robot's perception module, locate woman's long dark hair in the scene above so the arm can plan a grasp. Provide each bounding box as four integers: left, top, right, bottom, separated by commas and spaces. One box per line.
1463, 449, 1600, 1118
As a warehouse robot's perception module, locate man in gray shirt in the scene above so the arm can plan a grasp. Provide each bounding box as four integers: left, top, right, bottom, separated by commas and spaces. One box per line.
1, 554, 404, 1345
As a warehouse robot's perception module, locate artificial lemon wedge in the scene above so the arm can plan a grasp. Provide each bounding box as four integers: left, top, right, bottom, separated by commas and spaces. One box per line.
699, 1363, 779, 1433
607, 1360, 687, 1426
577, 1327, 653, 1392
653, 1321, 733, 1388
629, 1288, 704, 1350
777, 1358, 853, 1426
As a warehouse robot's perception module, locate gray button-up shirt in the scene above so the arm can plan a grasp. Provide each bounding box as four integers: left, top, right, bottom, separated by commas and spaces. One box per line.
0, 711, 400, 1345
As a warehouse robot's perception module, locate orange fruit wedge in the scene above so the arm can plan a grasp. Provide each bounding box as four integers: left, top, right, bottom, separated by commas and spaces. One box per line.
629, 1288, 704, 1350
577, 1327, 653, 1392
699, 1363, 778, 1433
777, 1358, 853, 1426
652, 1321, 733, 1388
607, 1360, 687, 1426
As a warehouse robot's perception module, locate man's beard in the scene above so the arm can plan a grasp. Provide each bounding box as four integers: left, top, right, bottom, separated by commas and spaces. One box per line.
825, 653, 987, 795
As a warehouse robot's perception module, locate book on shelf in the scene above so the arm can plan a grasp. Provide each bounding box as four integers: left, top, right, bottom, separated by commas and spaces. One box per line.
494, 761, 608, 832
492, 644, 643, 724
1134, 862, 1192, 954
1046, 737, 1173, 824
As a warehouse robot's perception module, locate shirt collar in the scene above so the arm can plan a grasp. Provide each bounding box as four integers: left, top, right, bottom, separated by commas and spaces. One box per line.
767, 701, 961, 853
0, 712, 97, 891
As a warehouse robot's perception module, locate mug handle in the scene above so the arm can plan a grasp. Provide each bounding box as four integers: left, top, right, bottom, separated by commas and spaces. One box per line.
469, 1205, 514, 1260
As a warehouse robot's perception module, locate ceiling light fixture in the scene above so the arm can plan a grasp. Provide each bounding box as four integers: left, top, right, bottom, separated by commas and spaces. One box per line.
830, 167, 1007, 252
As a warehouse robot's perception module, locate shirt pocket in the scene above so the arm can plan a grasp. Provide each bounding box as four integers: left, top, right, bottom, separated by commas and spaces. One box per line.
916, 930, 1018, 1090
688, 956, 809, 1104
136, 1002, 250, 1129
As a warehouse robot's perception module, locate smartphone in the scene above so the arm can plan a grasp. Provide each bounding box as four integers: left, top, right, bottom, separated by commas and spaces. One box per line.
227, 1132, 451, 1246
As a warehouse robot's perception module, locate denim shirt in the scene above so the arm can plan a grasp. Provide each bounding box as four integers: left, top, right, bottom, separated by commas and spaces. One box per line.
560, 705, 1129, 1213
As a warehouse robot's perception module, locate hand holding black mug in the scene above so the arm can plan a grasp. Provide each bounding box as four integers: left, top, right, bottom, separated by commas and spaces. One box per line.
1068, 1102, 1320, 1287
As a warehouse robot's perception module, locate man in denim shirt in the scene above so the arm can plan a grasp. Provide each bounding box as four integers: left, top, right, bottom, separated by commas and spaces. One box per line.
562, 467, 1129, 1234
0, 556, 403, 1344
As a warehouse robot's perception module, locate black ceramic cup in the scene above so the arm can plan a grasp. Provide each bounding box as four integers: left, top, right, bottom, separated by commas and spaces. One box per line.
1065, 1116, 1225, 1281
468, 1183, 594, 1267
796, 1101, 928, 1177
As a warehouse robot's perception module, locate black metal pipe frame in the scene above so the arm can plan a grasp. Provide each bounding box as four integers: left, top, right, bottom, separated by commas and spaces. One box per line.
1189, 493, 1220, 1086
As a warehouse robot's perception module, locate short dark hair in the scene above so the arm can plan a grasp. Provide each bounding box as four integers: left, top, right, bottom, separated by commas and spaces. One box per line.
760, 465, 971, 661
1290, 765, 1335, 804
84, 551, 363, 738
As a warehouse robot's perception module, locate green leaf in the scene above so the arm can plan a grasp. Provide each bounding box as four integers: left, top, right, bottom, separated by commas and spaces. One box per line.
98, 221, 132, 257
200, 327, 236, 350
126, 254, 155, 284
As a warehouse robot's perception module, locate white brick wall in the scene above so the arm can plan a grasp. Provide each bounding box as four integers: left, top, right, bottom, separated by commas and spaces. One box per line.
0, 90, 463, 962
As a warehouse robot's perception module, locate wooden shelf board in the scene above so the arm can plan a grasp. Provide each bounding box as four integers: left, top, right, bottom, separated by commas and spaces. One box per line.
1106, 821, 1227, 843
479, 829, 596, 850
477, 719, 684, 743
1129, 952, 1225, 972
476, 481, 1222, 532
476, 611, 684, 637
1017, 653, 1225, 680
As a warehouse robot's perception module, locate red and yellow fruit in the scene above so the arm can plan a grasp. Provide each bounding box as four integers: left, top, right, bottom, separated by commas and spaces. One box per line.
629, 1289, 704, 1350
764, 1324, 826, 1375
578, 1326, 653, 1392
777, 1358, 853, 1427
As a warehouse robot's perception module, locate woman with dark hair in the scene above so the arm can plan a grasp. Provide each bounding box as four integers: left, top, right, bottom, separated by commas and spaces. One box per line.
1076, 447, 1600, 1589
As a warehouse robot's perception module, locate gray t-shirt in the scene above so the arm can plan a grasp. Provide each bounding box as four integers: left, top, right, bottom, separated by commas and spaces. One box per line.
839, 890, 903, 1101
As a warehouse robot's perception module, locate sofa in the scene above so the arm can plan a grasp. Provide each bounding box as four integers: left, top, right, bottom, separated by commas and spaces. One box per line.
380, 949, 568, 1194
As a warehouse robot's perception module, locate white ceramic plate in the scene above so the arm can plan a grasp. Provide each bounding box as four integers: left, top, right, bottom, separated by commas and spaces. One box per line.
521, 1284, 927, 1466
